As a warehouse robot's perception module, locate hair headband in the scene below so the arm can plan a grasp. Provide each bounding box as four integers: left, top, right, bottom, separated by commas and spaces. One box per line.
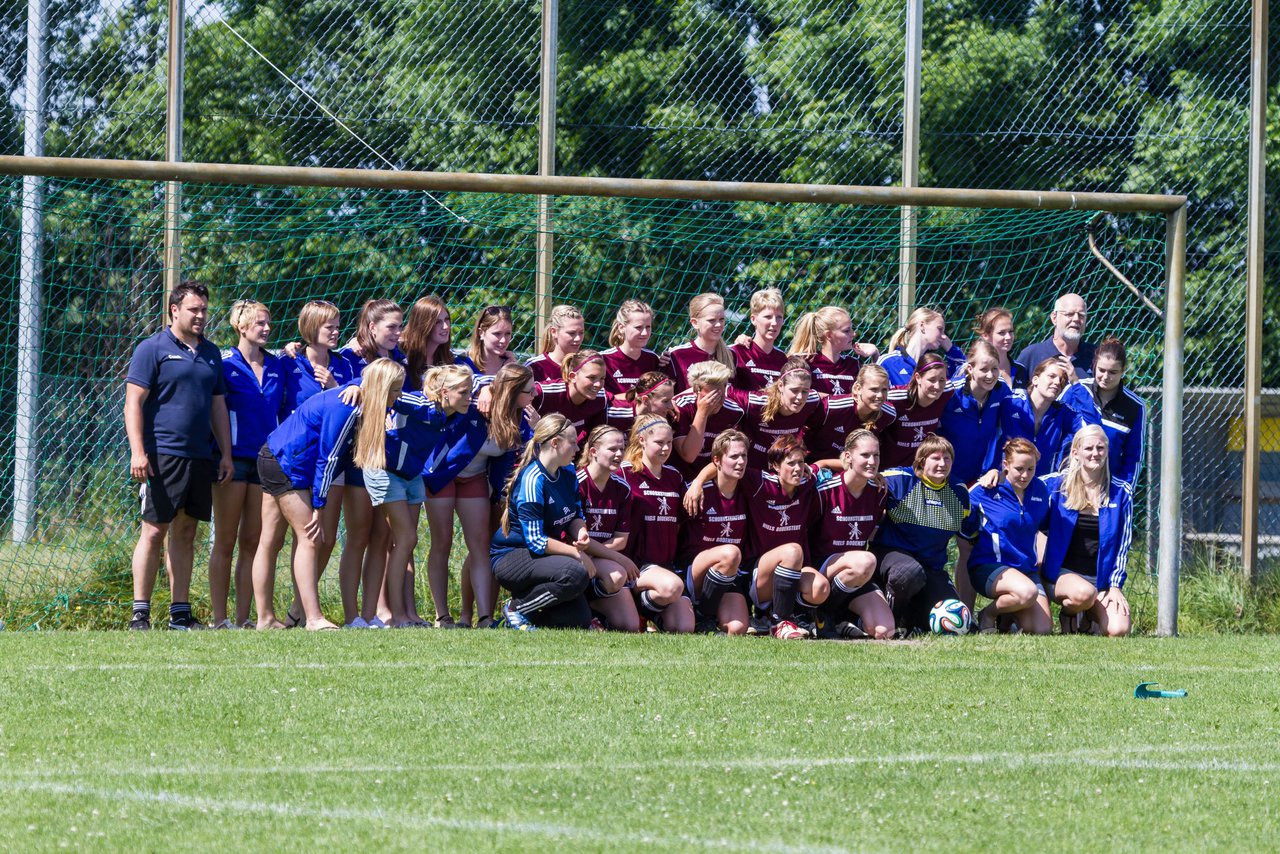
637, 378, 672, 398
634, 418, 669, 436
777, 367, 812, 384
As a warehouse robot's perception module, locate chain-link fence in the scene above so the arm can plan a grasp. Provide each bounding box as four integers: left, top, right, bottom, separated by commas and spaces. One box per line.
0, 0, 1270, 625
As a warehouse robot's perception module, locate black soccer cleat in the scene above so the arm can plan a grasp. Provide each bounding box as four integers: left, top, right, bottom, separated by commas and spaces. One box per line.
168, 614, 206, 631
128, 615, 151, 631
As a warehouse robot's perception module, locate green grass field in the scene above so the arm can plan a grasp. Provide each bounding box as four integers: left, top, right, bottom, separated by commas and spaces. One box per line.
1, 633, 1277, 851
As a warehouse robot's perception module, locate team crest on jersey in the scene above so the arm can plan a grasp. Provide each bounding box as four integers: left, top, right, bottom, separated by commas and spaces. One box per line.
831, 380, 844, 394
777, 509, 790, 527
719, 522, 734, 538
657, 496, 670, 515
848, 521, 862, 541
913, 426, 925, 442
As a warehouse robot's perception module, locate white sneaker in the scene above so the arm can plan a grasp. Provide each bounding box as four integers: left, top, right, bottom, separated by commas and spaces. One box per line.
344, 617, 370, 629
366, 616, 390, 629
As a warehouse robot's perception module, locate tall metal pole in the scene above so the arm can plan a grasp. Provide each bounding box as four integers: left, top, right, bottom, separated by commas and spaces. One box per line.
1243, 0, 1268, 581
898, 0, 923, 327
163, 0, 185, 308
14, 0, 47, 544
535, 0, 558, 346
1157, 205, 1188, 637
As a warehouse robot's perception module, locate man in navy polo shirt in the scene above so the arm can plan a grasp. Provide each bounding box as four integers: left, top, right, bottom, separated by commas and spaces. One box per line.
1014, 292, 1096, 382
125, 281, 234, 630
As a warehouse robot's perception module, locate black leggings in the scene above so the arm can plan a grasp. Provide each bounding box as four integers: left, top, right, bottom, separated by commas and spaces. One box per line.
873, 547, 959, 632
492, 549, 592, 628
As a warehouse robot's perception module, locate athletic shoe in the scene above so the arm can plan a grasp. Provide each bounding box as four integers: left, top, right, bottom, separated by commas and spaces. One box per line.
168, 614, 206, 631
501, 602, 537, 631
128, 615, 151, 631
794, 616, 819, 639
344, 617, 370, 629
770, 620, 808, 640
746, 614, 772, 636
209, 619, 239, 630
366, 616, 390, 629
832, 620, 869, 640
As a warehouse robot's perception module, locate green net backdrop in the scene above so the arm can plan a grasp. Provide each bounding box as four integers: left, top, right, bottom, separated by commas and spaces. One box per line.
0, 175, 1169, 629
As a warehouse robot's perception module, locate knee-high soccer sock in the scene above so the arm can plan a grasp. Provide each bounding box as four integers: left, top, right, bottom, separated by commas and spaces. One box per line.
698, 568, 737, 619
770, 565, 802, 623
636, 590, 665, 623
824, 575, 857, 621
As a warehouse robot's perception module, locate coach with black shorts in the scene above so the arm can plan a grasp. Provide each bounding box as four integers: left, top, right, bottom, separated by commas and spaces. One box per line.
125, 282, 234, 630
1014, 292, 1096, 381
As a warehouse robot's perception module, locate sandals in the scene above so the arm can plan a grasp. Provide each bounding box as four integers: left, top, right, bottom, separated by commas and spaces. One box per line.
284, 609, 304, 629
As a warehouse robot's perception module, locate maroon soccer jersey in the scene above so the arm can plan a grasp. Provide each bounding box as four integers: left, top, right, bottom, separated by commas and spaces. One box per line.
533, 382, 608, 442
604, 402, 638, 436
577, 468, 633, 543
601, 347, 661, 396
660, 340, 721, 394
880, 387, 955, 469
731, 341, 788, 391
671, 390, 745, 479
806, 398, 897, 461
739, 468, 818, 562
727, 386, 823, 469
805, 352, 863, 396
679, 477, 749, 560
812, 476, 888, 560
525, 352, 564, 384
621, 462, 686, 567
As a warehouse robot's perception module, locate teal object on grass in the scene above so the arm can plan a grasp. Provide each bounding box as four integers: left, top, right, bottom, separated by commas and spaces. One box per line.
1134, 682, 1187, 699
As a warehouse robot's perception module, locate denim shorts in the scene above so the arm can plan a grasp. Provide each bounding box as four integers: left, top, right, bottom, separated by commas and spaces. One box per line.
363, 468, 426, 506
969, 564, 1046, 598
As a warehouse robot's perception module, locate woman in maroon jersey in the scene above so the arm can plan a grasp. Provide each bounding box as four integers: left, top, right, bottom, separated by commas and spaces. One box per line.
806, 364, 896, 462
685, 435, 829, 639
680, 430, 753, 634
619, 414, 696, 633
602, 300, 660, 395
672, 361, 744, 480
788, 305, 879, 395
532, 350, 609, 442
605, 371, 674, 435
576, 426, 644, 632
660, 292, 736, 393
813, 430, 894, 639
881, 352, 957, 470
731, 356, 826, 469
730, 288, 789, 391
526, 304, 585, 383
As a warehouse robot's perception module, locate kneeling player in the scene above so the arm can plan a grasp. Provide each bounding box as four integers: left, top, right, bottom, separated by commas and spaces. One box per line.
812, 430, 893, 639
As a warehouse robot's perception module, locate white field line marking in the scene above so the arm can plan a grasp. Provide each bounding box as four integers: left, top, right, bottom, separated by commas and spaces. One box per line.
15, 659, 1280, 675
0, 742, 1265, 781
0, 779, 844, 854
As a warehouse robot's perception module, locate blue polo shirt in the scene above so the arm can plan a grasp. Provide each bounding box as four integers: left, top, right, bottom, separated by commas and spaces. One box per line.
126, 328, 226, 460
1014, 338, 1096, 381
222, 347, 289, 459
285, 350, 356, 411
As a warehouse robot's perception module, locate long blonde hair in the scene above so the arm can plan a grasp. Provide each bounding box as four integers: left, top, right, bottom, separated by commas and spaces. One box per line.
788, 306, 849, 356
760, 356, 813, 424
500, 413, 573, 534
1061, 425, 1110, 513
888, 306, 943, 352
608, 299, 654, 347
623, 413, 672, 471
351, 359, 408, 470
687, 292, 734, 370
540, 304, 584, 353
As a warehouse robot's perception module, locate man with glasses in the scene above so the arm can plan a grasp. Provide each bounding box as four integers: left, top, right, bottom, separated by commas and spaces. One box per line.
1014, 292, 1097, 381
